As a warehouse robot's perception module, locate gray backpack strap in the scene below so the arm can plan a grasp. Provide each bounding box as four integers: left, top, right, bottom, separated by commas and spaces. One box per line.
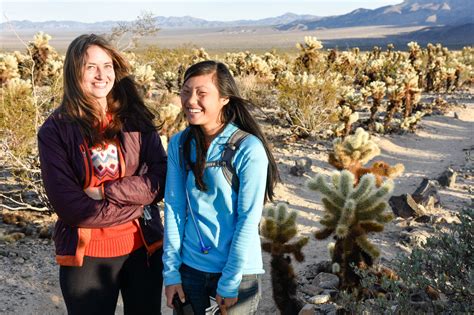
220, 129, 250, 192
180, 127, 250, 192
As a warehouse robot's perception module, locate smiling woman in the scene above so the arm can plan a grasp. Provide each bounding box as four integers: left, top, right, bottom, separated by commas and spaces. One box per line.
163, 60, 281, 315
37, 34, 167, 315
81, 46, 115, 111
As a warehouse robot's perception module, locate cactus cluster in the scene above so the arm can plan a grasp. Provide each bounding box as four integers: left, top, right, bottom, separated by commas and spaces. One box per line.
328, 128, 404, 186
261, 203, 309, 315
307, 170, 394, 288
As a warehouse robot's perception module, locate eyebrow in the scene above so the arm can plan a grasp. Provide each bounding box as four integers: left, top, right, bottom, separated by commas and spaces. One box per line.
85, 61, 113, 65
182, 84, 209, 89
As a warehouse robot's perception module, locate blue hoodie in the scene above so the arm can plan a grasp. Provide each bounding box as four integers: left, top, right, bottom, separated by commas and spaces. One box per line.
163, 123, 267, 297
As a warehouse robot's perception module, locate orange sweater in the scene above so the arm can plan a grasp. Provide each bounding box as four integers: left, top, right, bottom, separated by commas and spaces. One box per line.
84, 138, 143, 258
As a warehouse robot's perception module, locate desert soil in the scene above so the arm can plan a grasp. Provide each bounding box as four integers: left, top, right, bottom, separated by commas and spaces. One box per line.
1, 91, 473, 314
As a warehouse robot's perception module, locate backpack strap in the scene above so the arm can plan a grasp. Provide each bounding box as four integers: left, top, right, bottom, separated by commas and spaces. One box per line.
179, 127, 250, 192
219, 129, 250, 192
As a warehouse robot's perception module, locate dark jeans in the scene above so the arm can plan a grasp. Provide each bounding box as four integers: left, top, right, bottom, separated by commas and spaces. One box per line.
60, 247, 163, 315
179, 263, 261, 315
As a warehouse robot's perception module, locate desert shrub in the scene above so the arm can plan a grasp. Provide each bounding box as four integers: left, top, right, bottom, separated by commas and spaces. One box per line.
277, 71, 340, 137
234, 74, 277, 108
1, 78, 36, 157
339, 208, 474, 313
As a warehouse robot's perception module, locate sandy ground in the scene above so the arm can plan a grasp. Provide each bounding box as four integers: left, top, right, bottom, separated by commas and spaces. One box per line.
0, 91, 473, 314
1, 25, 427, 53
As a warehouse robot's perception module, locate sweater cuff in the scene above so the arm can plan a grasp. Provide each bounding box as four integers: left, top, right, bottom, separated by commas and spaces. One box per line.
216, 283, 239, 298
164, 272, 182, 287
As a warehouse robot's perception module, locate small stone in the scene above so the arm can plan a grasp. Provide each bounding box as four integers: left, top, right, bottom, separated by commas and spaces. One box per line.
390, 194, 425, 218
298, 303, 315, 315
14, 257, 25, 264
437, 168, 457, 188
414, 215, 432, 223
301, 284, 323, 296
317, 303, 337, 314
312, 272, 339, 289
308, 294, 331, 304
321, 289, 338, 298
290, 157, 312, 176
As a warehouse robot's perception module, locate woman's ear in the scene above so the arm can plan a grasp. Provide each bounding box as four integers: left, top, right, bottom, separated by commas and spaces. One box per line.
221, 97, 230, 106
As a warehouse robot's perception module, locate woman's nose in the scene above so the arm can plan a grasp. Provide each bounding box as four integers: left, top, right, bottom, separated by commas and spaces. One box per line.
95, 68, 103, 79
186, 92, 198, 105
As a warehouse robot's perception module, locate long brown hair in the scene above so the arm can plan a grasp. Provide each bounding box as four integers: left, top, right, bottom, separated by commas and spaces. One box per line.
182, 60, 280, 203
60, 34, 155, 145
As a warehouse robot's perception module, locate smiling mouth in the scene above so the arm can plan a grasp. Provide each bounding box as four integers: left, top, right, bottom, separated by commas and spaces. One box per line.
93, 82, 107, 88
187, 107, 202, 113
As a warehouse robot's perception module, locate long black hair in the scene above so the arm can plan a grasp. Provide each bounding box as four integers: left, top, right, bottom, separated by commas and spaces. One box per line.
182, 60, 280, 203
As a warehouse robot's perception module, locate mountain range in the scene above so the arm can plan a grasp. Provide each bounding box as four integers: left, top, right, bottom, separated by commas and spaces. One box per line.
1, 13, 320, 31
1, 0, 472, 47
278, 0, 472, 30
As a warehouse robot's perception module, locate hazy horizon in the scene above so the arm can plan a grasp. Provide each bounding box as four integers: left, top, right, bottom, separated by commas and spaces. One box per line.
1, 0, 402, 23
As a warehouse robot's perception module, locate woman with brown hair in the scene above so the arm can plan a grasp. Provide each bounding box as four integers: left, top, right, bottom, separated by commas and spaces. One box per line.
38, 34, 167, 314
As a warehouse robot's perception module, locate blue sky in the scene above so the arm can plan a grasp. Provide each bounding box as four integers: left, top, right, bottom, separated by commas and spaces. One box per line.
1, 0, 403, 23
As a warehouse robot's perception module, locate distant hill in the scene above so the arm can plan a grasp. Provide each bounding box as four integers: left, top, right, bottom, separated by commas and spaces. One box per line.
0, 13, 320, 31
277, 0, 473, 30
399, 22, 474, 44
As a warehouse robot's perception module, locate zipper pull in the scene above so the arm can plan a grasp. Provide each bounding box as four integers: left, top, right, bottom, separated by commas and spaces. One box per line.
143, 205, 152, 225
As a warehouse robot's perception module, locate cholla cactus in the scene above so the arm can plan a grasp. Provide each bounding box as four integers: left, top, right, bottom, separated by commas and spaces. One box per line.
329, 105, 359, 138
261, 203, 308, 315
329, 127, 380, 169
0, 53, 21, 84
366, 57, 385, 82
444, 67, 457, 92
367, 81, 386, 130
295, 36, 323, 73
27, 32, 61, 86
133, 64, 156, 96
307, 170, 394, 288
407, 41, 422, 63
401, 70, 421, 119
162, 71, 178, 93
192, 47, 210, 63
400, 111, 425, 131
384, 84, 405, 130
244, 53, 273, 79
328, 128, 404, 186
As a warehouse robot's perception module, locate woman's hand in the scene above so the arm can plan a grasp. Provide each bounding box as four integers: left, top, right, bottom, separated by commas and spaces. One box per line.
84, 187, 103, 200
165, 284, 185, 309
216, 294, 238, 315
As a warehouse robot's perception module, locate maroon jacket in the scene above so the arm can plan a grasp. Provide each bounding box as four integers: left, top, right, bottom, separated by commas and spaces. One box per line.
38, 110, 167, 266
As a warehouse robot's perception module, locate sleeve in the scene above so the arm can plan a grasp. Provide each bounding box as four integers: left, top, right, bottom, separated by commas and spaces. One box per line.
103, 130, 167, 205
38, 123, 144, 228
162, 134, 188, 286
217, 137, 268, 297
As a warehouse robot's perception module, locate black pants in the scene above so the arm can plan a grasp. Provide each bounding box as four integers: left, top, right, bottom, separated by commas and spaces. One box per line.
59, 247, 163, 315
